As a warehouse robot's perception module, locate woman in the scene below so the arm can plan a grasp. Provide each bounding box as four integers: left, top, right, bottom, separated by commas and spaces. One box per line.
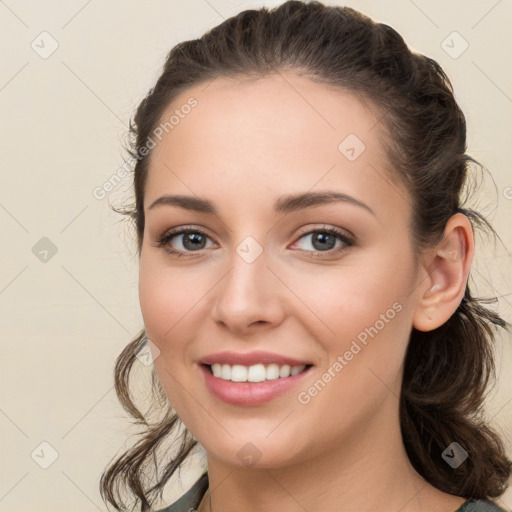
100, 1, 511, 511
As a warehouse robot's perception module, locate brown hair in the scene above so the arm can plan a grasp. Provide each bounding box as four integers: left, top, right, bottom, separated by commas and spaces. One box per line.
100, 1, 511, 510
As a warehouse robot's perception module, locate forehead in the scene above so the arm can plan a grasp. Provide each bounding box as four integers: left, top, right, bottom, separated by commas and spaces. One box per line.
153, 72, 382, 160
145, 72, 408, 222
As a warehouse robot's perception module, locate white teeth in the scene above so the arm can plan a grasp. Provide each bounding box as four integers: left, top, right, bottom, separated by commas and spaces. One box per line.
265, 363, 280, 380
290, 366, 303, 376
247, 364, 266, 382
208, 363, 307, 382
211, 363, 222, 378
279, 364, 291, 378
231, 364, 247, 382
221, 364, 231, 380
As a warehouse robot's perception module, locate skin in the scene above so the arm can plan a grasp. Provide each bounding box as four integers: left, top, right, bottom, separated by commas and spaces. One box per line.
138, 71, 474, 512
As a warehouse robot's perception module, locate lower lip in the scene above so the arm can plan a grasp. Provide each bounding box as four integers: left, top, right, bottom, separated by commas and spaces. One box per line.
198, 364, 313, 406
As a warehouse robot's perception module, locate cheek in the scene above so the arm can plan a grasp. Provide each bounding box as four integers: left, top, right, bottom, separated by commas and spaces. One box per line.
138, 256, 222, 384
288, 251, 415, 405
292, 268, 413, 436
138, 264, 175, 342
138, 260, 204, 410
292, 256, 412, 347
138, 257, 204, 341
138, 268, 188, 364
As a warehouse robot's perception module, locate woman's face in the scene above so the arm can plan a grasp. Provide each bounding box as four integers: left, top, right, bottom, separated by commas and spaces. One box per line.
139, 72, 424, 469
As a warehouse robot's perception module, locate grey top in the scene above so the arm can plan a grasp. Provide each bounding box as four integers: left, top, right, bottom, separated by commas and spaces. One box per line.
155, 472, 508, 512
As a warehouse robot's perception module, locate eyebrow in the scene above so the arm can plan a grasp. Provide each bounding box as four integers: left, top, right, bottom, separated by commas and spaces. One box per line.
148, 191, 375, 216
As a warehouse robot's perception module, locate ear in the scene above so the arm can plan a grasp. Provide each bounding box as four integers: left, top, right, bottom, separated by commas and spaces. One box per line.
412, 213, 475, 332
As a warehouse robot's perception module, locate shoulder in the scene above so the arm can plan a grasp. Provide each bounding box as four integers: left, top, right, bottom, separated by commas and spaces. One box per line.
153, 472, 209, 512
152, 482, 510, 512
457, 499, 510, 511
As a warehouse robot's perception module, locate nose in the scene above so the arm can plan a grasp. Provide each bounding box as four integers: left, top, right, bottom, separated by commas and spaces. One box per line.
210, 245, 287, 335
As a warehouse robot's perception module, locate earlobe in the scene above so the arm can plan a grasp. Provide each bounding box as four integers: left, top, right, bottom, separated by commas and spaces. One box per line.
412, 213, 474, 332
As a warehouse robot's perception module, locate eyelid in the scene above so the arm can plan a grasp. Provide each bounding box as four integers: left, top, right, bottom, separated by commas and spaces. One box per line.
155, 225, 218, 252
293, 224, 355, 244
289, 225, 355, 255
155, 224, 355, 256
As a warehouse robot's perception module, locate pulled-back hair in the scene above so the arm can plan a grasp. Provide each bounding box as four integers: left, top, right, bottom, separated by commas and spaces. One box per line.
100, 1, 511, 510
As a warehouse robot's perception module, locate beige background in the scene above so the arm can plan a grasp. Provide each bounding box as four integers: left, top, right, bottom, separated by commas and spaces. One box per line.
1, 1, 511, 511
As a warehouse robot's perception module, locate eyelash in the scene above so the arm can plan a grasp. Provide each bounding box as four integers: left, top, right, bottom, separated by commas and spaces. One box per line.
155, 225, 354, 258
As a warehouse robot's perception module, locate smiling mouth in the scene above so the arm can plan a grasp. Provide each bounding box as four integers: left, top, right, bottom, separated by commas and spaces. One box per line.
202, 362, 313, 382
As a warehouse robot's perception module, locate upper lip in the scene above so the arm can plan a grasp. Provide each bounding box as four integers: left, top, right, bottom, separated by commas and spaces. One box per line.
199, 351, 312, 367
